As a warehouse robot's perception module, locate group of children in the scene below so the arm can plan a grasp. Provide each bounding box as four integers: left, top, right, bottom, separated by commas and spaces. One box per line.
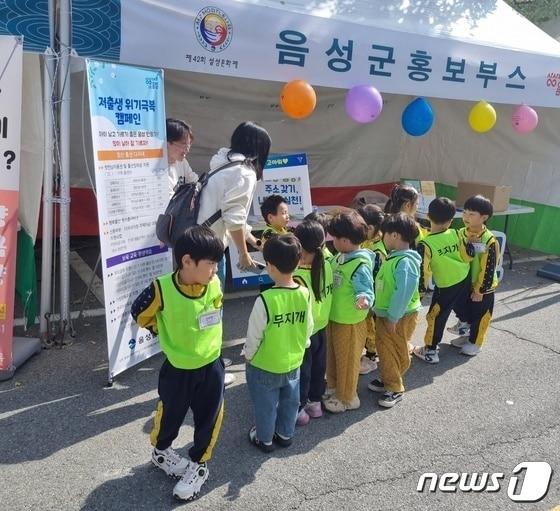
130, 185, 501, 501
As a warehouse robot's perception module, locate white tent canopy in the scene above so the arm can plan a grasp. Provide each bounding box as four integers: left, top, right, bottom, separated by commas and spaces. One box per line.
65, 0, 560, 216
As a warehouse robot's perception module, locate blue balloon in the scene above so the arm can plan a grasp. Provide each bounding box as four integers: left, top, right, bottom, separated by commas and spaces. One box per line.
402, 97, 434, 136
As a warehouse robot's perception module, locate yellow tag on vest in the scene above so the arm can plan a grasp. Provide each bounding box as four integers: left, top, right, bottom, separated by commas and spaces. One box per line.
472, 242, 487, 254
198, 310, 221, 330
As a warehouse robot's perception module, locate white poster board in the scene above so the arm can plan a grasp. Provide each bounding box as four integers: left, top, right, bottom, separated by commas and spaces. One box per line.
231, 153, 312, 289
86, 60, 172, 381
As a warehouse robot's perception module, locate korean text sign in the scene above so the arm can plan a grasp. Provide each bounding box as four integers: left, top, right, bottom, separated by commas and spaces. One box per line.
86, 60, 171, 380
0, 36, 22, 374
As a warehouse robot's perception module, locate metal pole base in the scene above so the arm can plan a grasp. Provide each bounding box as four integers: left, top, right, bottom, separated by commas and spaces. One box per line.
0, 337, 41, 381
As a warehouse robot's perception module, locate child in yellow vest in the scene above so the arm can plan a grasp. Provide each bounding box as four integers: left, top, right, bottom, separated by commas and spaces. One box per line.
413, 198, 473, 364
323, 211, 374, 413
244, 234, 314, 452
449, 195, 501, 356
131, 225, 225, 502
357, 204, 387, 374
260, 194, 291, 245
368, 213, 421, 408
384, 184, 429, 246
305, 210, 334, 260
293, 220, 334, 425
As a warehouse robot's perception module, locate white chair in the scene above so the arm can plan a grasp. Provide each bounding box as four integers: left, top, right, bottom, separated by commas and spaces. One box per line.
491, 230, 507, 282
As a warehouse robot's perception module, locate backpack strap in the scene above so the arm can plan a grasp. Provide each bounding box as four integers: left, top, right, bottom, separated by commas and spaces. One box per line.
200, 159, 252, 228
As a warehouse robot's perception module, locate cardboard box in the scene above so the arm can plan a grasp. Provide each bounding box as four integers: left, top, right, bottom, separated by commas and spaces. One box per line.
455, 181, 511, 212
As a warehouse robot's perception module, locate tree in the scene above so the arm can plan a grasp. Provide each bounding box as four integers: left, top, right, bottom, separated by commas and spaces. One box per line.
504, 0, 560, 24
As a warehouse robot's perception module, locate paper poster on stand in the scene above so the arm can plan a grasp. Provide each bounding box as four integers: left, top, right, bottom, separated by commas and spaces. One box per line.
231, 153, 312, 289
86, 60, 171, 381
0, 36, 22, 377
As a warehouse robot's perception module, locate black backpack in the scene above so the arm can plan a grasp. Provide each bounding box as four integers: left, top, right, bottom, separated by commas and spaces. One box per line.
156, 160, 242, 248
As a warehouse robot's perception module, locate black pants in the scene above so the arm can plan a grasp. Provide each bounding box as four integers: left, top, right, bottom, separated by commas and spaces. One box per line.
299, 327, 327, 406
424, 275, 471, 349
151, 357, 225, 463
454, 291, 495, 347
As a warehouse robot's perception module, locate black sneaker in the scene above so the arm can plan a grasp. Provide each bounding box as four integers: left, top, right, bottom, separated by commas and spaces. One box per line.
367, 378, 384, 392
366, 351, 378, 362
273, 432, 293, 448
248, 427, 275, 453
378, 391, 403, 408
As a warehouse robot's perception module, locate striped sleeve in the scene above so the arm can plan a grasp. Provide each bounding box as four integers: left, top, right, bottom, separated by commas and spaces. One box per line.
475, 238, 500, 294
130, 281, 162, 335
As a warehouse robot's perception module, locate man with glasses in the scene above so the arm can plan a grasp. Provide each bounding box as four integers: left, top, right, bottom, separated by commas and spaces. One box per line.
166, 118, 199, 197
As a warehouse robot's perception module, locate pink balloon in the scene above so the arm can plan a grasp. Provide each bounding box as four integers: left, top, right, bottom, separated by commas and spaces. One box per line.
512, 104, 538, 134
345, 85, 383, 123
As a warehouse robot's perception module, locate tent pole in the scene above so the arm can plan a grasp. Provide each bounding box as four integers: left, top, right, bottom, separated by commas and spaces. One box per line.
39, 0, 56, 342
58, 0, 72, 337
39, 51, 55, 341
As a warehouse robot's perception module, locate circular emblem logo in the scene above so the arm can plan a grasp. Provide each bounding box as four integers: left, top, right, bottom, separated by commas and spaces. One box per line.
194, 7, 232, 53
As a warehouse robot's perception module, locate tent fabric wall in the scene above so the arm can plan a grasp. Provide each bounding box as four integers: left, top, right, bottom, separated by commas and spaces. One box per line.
66, 63, 560, 255
20, 53, 44, 241
396, 97, 560, 209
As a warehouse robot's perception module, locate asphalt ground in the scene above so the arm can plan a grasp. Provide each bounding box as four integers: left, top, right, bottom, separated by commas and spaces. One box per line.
1, 247, 560, 511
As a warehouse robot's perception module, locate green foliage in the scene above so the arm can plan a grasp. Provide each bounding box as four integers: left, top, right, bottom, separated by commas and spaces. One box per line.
504, 0, 560, 24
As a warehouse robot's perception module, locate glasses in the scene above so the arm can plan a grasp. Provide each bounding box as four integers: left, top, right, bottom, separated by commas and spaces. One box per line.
171, 140, 192, 151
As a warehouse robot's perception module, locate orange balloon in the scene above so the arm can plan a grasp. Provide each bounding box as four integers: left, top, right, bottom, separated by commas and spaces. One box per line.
280, 80, 316, 119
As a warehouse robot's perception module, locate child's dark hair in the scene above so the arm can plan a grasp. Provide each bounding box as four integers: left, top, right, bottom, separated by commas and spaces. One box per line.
261, 194, 287, 223
166, 118, 193, 143
263, 234, 302, 274
304, 211, 332, 233
428, 197, 456, 224
294, 220, 325, 302
463, 194, 494, 220
384, 184, 419, 214
357, 204, 385, 234
174, 225, 224, 268
382, 212, 419, 244
327, 210, 368, 245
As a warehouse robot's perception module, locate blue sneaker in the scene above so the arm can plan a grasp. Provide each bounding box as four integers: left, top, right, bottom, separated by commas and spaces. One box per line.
447, 320, 470, 336
413, 346, 440, 364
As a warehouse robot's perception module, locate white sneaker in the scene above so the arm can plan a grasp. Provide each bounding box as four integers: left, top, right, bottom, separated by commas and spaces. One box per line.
151, 447, 190, 478
222, 357, 233, 367
447, 320, 470, 336
413, 346, 440, 364
322, 387, 336, 400
323, 396, 346, 413
451, 336, 469, 348
461, 342, 481, 356
173, 461, 209, 501
359, 356, 378, 375
224, 373, 236, 386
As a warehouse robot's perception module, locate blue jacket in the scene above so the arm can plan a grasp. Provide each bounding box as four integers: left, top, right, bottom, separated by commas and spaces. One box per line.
375, 249, 421, 323
339, 248, 375, 307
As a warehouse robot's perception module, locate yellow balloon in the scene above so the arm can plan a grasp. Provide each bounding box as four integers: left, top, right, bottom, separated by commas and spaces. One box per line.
468, 100, 497, 133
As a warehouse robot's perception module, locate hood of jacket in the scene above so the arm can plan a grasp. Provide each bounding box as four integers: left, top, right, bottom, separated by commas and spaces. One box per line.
209, 147, 247, 171
387, 248, 422, 266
